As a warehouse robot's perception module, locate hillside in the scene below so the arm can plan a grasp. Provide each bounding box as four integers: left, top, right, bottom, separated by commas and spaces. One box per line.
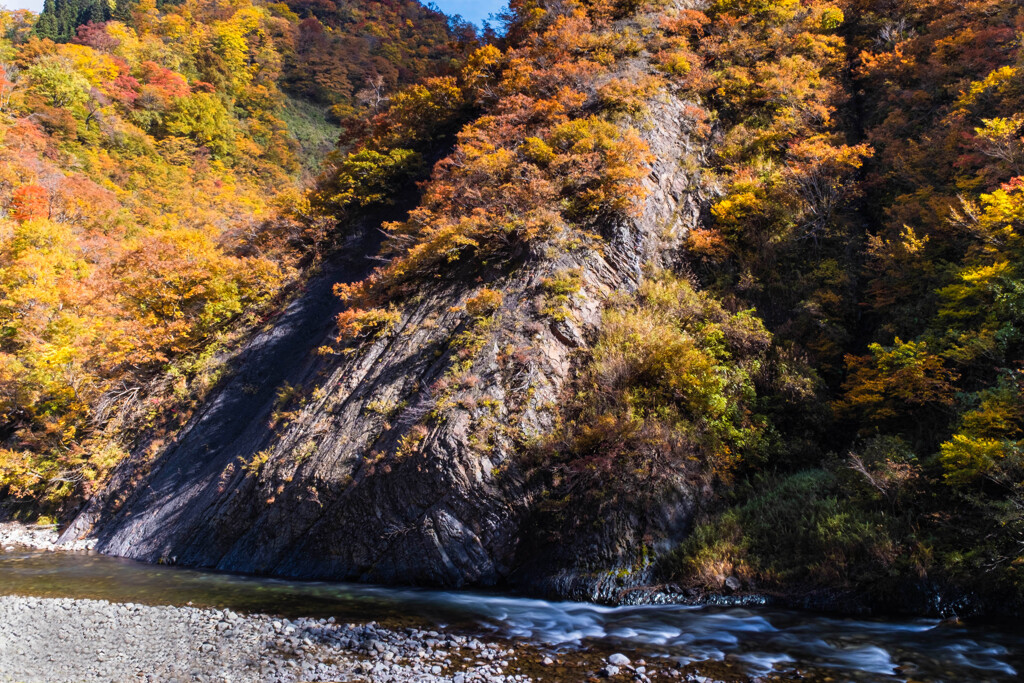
3, 0, 1024, 617
0, 0, 471, 508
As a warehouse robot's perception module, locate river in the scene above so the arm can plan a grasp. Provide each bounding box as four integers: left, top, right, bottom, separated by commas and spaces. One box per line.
0, 549, 1020, 681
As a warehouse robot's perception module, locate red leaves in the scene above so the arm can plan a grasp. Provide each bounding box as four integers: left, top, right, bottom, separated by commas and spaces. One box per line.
1001, 176, 1024, 193
9, 185, 48, 222
137, 61, 190, 100
104, 71, 140, 106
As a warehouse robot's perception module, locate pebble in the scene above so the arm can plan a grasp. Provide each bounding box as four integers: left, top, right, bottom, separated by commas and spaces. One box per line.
0, 594, 538, 683
0, 522, 96, 552
0, 524, 705, 683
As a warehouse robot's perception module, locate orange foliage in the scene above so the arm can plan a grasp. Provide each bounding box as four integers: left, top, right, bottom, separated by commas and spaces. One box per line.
9, 185, 48, 222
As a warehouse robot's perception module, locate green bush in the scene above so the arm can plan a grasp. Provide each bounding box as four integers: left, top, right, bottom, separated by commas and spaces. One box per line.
663, 468, 900, 588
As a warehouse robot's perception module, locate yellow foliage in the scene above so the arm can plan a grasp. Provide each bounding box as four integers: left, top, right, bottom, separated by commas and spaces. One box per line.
465, 288, 503, 318
335, 306, 401, 342
940, 435, 1011, 485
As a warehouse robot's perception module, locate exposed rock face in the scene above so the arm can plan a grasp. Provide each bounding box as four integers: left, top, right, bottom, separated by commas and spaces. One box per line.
62, 91, 712, 593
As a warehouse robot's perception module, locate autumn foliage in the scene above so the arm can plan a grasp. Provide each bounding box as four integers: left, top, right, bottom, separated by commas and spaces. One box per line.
2, 0, 1024, 607
0, 0, 469, 507
310, 0, 1024, 602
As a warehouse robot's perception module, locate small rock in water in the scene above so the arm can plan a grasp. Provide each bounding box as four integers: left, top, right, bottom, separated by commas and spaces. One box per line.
602, 664, 620, 677
608, 653, 630, 666
542, 656, 555, 666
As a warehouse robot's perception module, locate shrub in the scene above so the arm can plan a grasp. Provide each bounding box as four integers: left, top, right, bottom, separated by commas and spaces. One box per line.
657, 51, 692, 77
465, 288, 503, 318
835, 338, 958, 436
335, 306, 401, 342
314, 148, 421, 214
539, 268, 584, 320
663, 468, 898, 588
543, 270, 771, 485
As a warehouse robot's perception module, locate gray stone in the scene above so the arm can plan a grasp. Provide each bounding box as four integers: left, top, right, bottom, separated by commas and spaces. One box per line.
0, 594, 531, 683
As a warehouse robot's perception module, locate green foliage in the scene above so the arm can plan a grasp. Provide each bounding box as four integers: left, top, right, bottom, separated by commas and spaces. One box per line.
163, 93, 234, 158
940, 372, 1023, 496
315, 148, 421, 213
663, 467, 901, 589
26, 55, 89, 107
34, 0, 112, 42
278, 97, 341, 169
543, 271, 770, 495
539, 268, 583, 321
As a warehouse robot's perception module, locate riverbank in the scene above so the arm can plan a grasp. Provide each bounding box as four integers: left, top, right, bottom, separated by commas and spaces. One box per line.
0, 595, 552, 683
0, 524, 548, 682
0, 524, 687, 682
2, 523, 1021, 682
0, 522, 997, 620
0, 521, 94, 552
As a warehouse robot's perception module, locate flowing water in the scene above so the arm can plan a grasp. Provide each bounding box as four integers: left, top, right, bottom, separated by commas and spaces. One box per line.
1, 549, 1021, 681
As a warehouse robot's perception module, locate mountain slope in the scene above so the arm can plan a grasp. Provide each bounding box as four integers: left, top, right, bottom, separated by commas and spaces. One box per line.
6, 0, 1024, 615
0, 0, 471, 513
65, 10, 711, 587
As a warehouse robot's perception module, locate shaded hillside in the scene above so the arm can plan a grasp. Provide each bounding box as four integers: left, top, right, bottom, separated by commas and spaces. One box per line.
0, 0, 469, 513
5, 0, 1024, 615
64, 1, 713, 587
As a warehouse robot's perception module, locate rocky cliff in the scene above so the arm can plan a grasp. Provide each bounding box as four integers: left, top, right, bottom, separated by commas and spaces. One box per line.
31, 0, 1024, 619
61, 84, 713, 595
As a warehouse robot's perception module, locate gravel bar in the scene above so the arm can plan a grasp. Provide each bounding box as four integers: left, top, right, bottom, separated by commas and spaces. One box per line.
0, 594, 536, 682
0, 522, 94, 552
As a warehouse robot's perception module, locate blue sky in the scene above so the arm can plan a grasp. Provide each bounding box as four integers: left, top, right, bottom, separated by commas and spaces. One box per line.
4, 0, 44, 12
432, 0, 506, 25
2, 1, 507, 25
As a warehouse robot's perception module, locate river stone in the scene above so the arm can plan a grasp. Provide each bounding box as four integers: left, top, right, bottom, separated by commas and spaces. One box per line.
0, 594, 541, 683
608, 653, 630, 666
